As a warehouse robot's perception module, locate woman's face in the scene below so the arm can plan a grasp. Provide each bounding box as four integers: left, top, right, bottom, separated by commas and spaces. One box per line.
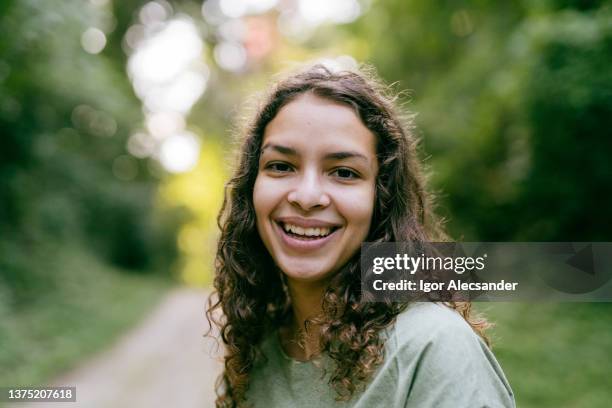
253, 93, 378, 286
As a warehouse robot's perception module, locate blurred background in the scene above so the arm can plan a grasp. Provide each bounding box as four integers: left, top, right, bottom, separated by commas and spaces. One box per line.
0, 0, 611, 407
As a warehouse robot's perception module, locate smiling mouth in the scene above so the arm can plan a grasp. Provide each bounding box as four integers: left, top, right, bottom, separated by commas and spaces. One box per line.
277, 221, 341, 241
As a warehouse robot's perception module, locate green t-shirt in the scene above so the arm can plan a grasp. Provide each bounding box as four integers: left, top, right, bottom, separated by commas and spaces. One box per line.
246, 303, 515, 407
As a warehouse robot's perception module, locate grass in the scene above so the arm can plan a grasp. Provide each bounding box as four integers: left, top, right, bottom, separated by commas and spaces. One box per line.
481, 303, 612, 408
0, 246, 171, 388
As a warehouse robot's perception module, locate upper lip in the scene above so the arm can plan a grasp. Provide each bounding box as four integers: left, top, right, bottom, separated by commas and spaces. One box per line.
276, 216, 342, 229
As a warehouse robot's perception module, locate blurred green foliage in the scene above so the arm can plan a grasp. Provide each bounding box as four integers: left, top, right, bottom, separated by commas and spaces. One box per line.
0, 0, 180, 307
356, 0, 612, 241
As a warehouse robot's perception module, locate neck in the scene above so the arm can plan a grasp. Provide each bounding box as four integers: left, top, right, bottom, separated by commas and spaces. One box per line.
282, 279, 327, 360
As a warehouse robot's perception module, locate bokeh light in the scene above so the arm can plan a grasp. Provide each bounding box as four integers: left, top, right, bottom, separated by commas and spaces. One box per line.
218, 0, 279, 19
158, 131, 200, 173
81, 27, 107, 54
139, 1, 172, 26
127, 131, 156, 158
126, 9, 210, 174
214, 41, 247, 72
128, 18, 205, 95
145, 111, 186, 140
298, 0, 361, 25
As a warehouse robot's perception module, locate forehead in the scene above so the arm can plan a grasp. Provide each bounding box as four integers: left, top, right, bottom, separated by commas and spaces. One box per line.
262, 93, 376, 155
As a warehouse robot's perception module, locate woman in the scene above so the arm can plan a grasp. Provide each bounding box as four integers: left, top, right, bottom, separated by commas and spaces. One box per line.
207, 63, 515, 407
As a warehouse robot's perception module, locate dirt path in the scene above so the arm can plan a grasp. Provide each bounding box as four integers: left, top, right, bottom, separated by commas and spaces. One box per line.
11, 288, 223, 408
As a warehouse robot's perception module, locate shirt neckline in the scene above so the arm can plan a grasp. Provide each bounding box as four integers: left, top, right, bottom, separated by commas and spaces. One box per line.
274, 330, 322, 364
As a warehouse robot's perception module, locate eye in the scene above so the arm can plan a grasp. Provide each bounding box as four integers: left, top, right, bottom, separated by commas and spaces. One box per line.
265, 162, 293, 173
331, 167, 360, 180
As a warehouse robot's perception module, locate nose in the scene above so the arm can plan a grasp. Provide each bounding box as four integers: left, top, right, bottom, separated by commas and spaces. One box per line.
287, 170, 330, 210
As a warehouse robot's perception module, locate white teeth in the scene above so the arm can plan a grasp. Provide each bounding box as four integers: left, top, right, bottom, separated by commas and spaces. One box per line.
282, 223, 332, 237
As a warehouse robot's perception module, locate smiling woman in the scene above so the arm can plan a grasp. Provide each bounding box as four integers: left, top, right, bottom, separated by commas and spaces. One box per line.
207, 64, 515, 407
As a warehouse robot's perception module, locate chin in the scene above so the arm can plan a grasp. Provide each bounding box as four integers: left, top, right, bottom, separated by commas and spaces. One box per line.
279, 261, 334, 283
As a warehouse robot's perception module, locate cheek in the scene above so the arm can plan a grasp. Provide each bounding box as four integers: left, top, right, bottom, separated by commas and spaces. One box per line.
253, 176, 269, 223
336, 185, 376, 229
253, 176, 284, 223
253, 177, 273, 249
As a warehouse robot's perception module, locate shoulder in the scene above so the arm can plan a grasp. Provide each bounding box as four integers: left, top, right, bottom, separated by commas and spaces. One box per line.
386, 303, 515, 408
386, 302, 493, 369
386, 302, 479, 354
384, 303, 515, 408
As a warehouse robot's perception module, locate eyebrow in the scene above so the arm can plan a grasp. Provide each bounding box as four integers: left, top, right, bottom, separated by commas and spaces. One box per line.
261, 143, 297, 156
261, 143, 370, 163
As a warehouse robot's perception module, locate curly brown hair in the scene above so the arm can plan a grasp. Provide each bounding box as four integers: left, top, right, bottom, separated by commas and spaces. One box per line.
206, 63, 490, 407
